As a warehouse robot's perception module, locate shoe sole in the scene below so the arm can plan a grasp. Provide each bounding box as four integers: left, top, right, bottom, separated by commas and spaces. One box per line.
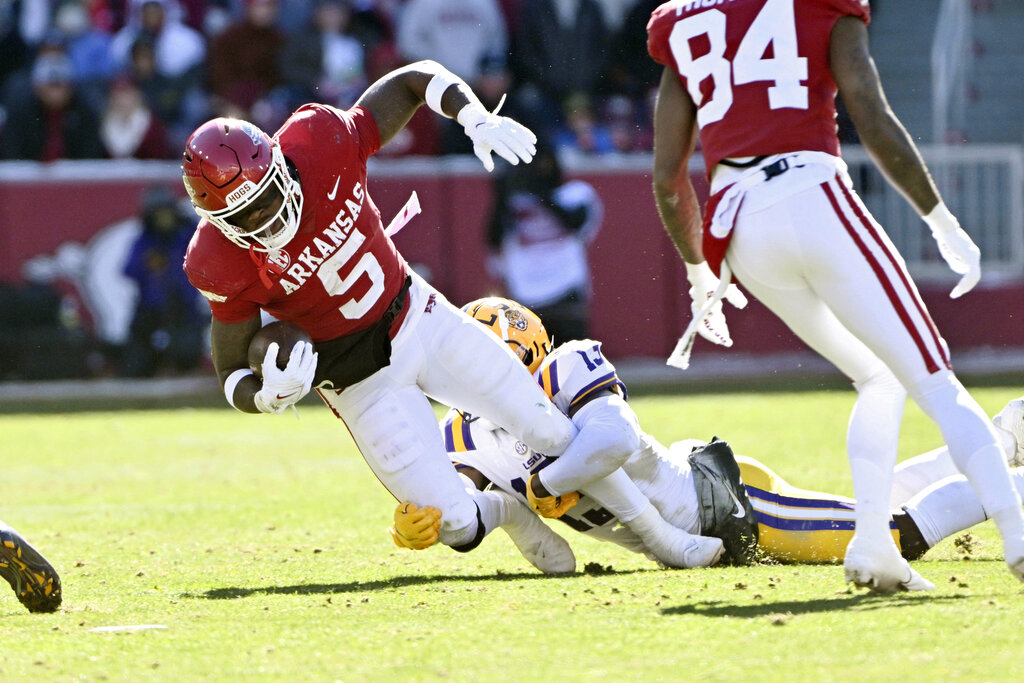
0, 528, 62, 613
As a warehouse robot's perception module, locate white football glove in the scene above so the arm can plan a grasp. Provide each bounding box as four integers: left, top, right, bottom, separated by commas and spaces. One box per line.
923, 202, 980, 299
456, 102, 537, 172
685, 261, 748, 347
253, 341, 317, 414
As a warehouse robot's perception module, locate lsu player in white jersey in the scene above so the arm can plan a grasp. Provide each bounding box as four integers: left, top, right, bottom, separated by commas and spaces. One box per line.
391, 297, 1024, 569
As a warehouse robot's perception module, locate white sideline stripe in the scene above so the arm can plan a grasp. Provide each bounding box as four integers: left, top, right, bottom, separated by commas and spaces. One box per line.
0, 376, 217, 402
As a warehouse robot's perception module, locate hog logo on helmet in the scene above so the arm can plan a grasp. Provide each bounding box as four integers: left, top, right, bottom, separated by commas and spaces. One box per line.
462, 297, 552, 374
181, 117, 304, 252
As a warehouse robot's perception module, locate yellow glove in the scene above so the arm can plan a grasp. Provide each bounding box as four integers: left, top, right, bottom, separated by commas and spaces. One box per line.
525, 473, 579, 519
389, 502, 441, 550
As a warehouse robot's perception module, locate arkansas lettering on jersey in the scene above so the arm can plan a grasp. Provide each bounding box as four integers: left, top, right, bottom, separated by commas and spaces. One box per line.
183, 104, 408, 342
647, 0, 870, 171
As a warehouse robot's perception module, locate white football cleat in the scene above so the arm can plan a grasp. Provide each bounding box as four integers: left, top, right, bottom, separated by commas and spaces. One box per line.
844, 534, 935, 593
497, 492, 575, 574
1007, 556, 1024, 582
992, 398, 1024, 467
1003, 534, 1024, 582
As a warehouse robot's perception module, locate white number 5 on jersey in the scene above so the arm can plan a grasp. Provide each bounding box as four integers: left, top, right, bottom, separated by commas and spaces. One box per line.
668, 0, 809, 127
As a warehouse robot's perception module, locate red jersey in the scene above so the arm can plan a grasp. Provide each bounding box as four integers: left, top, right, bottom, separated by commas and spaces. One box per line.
183, 104, 408, 342
647, 0, 870, 172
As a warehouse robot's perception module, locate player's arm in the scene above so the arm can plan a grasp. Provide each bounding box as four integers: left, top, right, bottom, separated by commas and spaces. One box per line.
651, 66, 703, 266
212, 316, 317, 415
212, 316, 262, 414
830, 17, 938, 214
831, 16, 981, 298
356, 59, 536, 172
532, 390, 642, 497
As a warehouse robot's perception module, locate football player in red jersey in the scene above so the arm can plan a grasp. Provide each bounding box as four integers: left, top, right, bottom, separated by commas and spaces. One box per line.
647, 0, 1024, 591
181, 60, 583, 557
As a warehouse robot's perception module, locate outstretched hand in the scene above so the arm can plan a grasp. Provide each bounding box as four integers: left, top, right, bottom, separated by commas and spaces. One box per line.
457, 101, 537, 172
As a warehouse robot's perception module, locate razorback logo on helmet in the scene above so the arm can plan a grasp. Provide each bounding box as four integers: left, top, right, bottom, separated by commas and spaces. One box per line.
504, 309, 528, 331
240, 122, 263, 147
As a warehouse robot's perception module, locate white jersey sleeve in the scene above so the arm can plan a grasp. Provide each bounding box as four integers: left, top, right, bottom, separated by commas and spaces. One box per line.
535, 339, 626, 416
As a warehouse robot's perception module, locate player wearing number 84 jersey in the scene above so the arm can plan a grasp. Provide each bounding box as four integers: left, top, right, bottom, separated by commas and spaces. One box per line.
647, 0, 1024, 592
182, 61, 581, 557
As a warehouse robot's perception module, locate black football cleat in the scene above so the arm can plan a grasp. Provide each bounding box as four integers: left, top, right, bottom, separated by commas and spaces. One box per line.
0, 523, 62, 613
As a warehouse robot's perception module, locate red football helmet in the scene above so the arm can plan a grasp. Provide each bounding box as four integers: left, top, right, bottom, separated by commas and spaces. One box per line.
181, 117, 303, 252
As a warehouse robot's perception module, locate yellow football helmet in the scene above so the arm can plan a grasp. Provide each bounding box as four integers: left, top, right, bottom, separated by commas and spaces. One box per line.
463, 297, 552, 373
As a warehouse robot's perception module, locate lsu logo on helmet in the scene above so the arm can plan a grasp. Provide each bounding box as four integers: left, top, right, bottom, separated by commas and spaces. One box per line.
462, 297, 552, 374
504, 308, 529, 332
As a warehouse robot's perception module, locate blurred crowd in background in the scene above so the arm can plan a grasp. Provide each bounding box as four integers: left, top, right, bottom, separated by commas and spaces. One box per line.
0, 0, 668, 162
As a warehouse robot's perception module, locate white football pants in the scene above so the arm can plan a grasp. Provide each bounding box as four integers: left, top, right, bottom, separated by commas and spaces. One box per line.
318, 271, 577, 548
724, 162, 1021, 535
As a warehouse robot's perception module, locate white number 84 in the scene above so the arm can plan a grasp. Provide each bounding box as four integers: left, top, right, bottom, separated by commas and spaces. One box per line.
668, 0, 809, 127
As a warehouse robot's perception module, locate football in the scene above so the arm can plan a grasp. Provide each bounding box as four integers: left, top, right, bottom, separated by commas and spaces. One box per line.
247, 321, 314, 379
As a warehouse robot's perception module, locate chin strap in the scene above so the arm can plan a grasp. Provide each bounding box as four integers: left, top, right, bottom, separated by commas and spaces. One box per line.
248, 245, 286, 289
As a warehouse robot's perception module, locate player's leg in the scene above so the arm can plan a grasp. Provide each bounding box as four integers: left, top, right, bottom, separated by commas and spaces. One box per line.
0, 519, 61, 613
735, 455, 902, 563
800, 176, 1024, 580
890, 447, 960, 506
728, 187, 930, 590
581, 469, 724, 568
900, 466, 1024, 560
402, 280, 577, 456
892, 398, 1022, 505
320, 372, 514, 551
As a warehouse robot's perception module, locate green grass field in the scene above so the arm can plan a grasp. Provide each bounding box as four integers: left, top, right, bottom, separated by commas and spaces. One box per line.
2, 387, 1023, 681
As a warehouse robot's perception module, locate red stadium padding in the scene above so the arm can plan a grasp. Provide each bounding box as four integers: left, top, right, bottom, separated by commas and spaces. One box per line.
0, 161, 1020, 362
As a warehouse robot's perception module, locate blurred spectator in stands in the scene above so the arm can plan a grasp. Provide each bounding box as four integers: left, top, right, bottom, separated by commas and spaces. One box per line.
511, 0, 609, 141
124, 35, 209, 151
396, 0, 507, 85
207, 0, 285, 124
366, 41, 439, 157
486, 143, 603, 342
109, 0, 206, 81
120, 186, 206, 377
54, 1, 116, 96
100, 76, 172, 158
607, 0, 661, 101
279, 0, 366, 110
0, 279, 89, 380
396, 0, 508, 154
0, 52, 104, 160
0, 6, 33, 91
552, 92, 613, 157
0, 0, 51, 87
604, 93, 650, 153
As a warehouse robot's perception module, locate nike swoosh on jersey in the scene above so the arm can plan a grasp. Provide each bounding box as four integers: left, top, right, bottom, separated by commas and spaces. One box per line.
276, 392, 299, 400
327, 176, 340, 200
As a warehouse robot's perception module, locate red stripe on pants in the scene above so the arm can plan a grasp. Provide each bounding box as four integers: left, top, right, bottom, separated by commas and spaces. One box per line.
820, 180, 944, 374
834, 178, 950, 370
